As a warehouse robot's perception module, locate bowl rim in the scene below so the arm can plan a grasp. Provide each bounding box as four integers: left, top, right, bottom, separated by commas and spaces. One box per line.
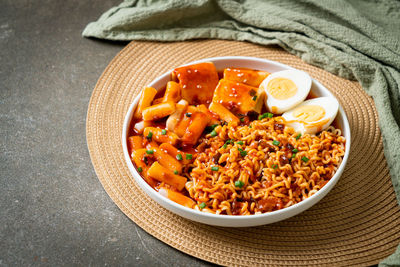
121, 56, 351, 222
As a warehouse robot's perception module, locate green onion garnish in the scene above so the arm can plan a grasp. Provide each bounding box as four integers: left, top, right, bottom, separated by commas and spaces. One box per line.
258, 112, 274, 120
240, 117, 245, 122
138, 167, 143, 173
272, 164, 278, 169
185, 112, 192, 117
249, 125, 252, 128
186, 154, 193, 160
301, 156, 309, 163
237, 141, 244, 145
272, 140, 280, 146
292, 148, 298, 153
173, 170, 179, 175
291, 153, 296, 158
205, 124, 219, 133
252, 95, 257, 101
211, 166, 219, 171
296, 133, 302, 140
176, 154, 183, 161
161, 129, 167, 135
240, 150, 247, 157
223, 140, 232, 148
146, 131, 153, 140
210, 130, 217, 137
146, 149, 154, 155
235, 180, 245, 188
199, 202, 206, 209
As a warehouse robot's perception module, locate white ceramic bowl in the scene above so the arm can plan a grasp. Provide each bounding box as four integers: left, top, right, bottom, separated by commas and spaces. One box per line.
122, 56, 351, 227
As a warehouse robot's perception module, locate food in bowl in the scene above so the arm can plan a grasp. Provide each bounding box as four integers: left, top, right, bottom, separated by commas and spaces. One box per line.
126, 61, 346, 216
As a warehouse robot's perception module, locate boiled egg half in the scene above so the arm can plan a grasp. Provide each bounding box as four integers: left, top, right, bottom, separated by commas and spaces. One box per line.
282, 97, 339, 135
260, 70, 311, 114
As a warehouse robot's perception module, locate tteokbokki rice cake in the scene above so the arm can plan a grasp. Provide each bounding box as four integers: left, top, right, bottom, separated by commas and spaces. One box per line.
126, 61, 346, 216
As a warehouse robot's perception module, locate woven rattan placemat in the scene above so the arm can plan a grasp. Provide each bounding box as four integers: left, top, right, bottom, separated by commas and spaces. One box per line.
86, 40, 400, 266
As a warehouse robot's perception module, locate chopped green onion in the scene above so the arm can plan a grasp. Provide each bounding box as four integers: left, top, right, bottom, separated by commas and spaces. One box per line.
258, 112, 273, 120
199, 202, 206, 209
235, 180, 245, 188
137, 167, 143, 173
237, 141, 244, 145
272, 140, 280, 146
249, 125, 252, 128
296, 133, 302, 140
272, 164, 278, 169
240, 150, 247, 157
185, 112, 192, 117
186, 154, 193, 160
222, 140, 232, 148
292, 148, 298, 153
161, 129, 167, 135
301, 156, 309, 163
258, 112, 270, 120
210, 130, 217, 137
291, 153, 296, 158
249, 89, 257, 96
173, 170, 179, 175
252, 95, 257, 101
211, 166, 219, 171
146, 149, 154, 155
240, 117, 245, 122
205, 124, 219, 133
146, 131, 153, 140
176, 154, 183, 161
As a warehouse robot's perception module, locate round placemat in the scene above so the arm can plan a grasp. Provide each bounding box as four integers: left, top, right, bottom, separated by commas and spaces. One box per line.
86, 40, 400, 266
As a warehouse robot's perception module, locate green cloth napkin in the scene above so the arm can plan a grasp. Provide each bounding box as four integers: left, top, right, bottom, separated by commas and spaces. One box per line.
83, 0, 400, 264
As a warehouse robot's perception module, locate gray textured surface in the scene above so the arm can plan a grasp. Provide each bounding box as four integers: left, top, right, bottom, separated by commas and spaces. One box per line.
0, 1, 212, 266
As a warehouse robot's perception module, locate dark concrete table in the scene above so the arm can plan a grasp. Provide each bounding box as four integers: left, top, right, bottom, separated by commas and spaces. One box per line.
0, 1, 212, 266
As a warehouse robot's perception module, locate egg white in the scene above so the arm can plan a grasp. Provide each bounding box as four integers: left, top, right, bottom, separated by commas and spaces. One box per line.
282, 97, 339, 135
260, 70, 312, 114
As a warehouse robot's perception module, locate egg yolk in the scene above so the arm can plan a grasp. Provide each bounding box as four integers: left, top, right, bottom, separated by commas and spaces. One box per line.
293, 105, 325, 122
267, 78, 298, 100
